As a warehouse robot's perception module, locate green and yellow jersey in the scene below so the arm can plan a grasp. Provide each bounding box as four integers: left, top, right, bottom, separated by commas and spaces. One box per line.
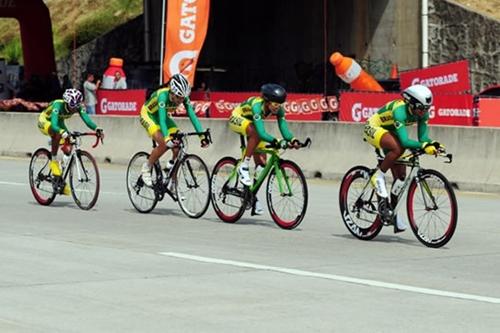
142, 87, 203, 136
229, 96, 294, 143
38, 99, 97, 135
366, 99, 431, 149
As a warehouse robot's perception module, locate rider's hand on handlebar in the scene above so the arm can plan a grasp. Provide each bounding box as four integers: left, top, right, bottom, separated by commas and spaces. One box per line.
95, 127, 104, 138
290, 138, 301, 149
200, 135, 210, 148
423, 142, 439, 156
61, 131, 70, 139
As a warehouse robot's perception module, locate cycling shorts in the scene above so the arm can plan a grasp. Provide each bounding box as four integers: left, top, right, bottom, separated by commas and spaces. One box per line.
229, 111, 252, 136
229, 111, 268, 151
363, 121, 389, 149
140, 107, 178, 138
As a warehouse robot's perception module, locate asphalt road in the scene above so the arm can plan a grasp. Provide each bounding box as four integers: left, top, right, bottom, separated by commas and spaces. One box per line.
1, 156, 499, 332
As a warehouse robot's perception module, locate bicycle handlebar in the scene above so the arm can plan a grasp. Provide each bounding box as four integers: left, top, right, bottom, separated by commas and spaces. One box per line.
171, 129, 212, 143
69, 131, 104, 148
265, 137, 312, 149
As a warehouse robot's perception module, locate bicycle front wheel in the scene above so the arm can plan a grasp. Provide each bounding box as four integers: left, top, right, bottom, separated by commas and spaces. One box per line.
126, 152, 158, 213
210, 157, 246, 223
69, 150, 100, 210
29, 148, 56, 205
266, 160, 308, 230
174, 154, 211, 218
407, 169, 458, 248
339, 166, 383, 240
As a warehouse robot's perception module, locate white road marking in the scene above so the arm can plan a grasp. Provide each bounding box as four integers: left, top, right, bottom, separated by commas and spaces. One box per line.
159, 252, 500, 305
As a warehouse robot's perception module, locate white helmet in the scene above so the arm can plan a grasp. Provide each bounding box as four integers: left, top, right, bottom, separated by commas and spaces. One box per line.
170, 73, 191, 97
402, 84, 433, 111
63, 88, 83, 108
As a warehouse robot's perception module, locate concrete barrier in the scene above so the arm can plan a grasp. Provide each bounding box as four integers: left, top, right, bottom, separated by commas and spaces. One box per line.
2, 112, 500, 192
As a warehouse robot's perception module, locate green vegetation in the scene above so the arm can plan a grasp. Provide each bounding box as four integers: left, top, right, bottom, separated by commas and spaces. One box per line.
0, 0, 142, 63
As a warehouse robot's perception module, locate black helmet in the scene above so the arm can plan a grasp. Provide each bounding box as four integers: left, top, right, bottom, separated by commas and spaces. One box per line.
261, 83, 287, 103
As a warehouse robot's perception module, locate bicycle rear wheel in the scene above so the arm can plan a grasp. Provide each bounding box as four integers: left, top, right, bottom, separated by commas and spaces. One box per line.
126, 152, 158, 213
266, 160, 308, 230
407, 169, 458, 248
175, 154, 211, 218
339, 166, 383, 240
29, 148, 56, 205
69, 150, 100, 210
210, 157, 246, 223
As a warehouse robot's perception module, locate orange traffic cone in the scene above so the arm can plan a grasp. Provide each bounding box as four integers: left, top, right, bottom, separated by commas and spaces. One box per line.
329, 52, 384, 92
390, 64, 399, 79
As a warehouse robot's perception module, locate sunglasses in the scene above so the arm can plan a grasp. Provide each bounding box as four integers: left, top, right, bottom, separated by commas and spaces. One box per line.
414, 103, 430, 111
269, 101, 282, 108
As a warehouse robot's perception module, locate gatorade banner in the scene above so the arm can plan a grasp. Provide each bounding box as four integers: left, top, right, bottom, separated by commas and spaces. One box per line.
208, 92, 330, 120
338, 91, 474, 126
477, 98, 500, 127
399, 60, 471, 94
162, 0, 210, 85
338, 92, 399, 122
96, 89, 146, 115
429, 94, 473, 126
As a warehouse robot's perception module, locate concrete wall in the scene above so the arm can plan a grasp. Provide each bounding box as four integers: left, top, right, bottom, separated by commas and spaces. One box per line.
2, 112, 500, 193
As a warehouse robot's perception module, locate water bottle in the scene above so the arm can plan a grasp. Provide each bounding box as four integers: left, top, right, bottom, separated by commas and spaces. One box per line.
62, 154, 70, 170
391, 178, 405, 196
254, 164, 264, 183
163, 159, 175, 178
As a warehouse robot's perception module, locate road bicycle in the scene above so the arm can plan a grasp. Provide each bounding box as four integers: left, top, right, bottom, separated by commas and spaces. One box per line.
339, 148, 458, 248
126, 130, 212, 218
211, 136, 311, 229
29, 131, 103, 210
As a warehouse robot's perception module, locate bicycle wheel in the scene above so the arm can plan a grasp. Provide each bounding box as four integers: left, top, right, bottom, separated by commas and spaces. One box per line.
210, 157, 246, 223
29, 148, 56, 205
407, 169, 458, 248
126, 151, 158, 213
69, 150, 100, 210
266, 160, 308, 230
174, 154, 211, 218
339, 166, 383, 240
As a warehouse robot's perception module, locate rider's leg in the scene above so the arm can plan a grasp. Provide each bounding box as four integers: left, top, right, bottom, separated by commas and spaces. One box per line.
389, 153, 408, 232
141, 130, 166, 186
237, 124, 259, 186
371, 132, 404, 198
48, 128, 62, 177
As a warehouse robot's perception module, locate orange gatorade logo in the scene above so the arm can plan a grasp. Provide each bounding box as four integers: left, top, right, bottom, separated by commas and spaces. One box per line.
163, 0, 210, 85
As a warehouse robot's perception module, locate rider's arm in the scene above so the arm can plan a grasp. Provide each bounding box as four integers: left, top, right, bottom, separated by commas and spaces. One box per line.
252, 105, 276, 143
392, 107, 422, 149
417, 112, 432, 143
79, 106, 98, 130
276, 108, 295, 141
158, 92, 169, 137
183, 97, 203, 133
49, 106, 64, 134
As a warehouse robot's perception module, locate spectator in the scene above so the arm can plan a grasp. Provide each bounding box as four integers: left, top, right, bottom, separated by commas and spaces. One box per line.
112, 71, 127, 90
83, 72, 100, 115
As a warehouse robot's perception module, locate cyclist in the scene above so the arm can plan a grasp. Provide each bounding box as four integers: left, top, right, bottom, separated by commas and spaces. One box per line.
229, 83, 300, 215
38, 88, 104, 195
363, 84, 443, 232
140, 73, 210, 186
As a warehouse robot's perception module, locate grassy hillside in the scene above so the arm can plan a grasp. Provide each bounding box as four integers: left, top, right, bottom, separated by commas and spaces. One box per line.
0, 0, 143, 63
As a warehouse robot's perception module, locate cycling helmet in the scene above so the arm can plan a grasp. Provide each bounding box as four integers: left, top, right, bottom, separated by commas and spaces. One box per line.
402, 84, 433, 111
63, 88, 83, 108
261, 83, 287, 104
170, 73, 191, 97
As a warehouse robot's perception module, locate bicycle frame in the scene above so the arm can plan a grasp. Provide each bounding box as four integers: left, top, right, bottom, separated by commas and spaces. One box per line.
151, 130, 211, 201
57, 132, 101, 190
370, 150, 452, 222
234, 143, 292, 197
